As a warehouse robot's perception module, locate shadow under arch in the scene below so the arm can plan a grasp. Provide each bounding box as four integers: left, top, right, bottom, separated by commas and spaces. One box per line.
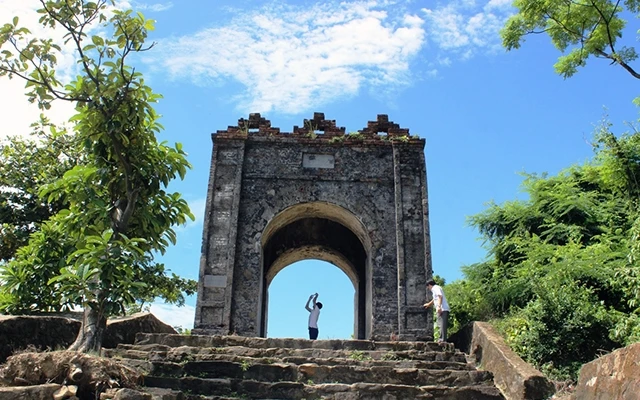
260, 202, 372, 339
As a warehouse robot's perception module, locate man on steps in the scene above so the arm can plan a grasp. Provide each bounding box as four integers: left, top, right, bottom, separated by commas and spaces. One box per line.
423, 280, 450, 343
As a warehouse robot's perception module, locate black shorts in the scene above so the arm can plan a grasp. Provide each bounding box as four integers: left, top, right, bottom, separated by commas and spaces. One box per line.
308, 327, 318, 340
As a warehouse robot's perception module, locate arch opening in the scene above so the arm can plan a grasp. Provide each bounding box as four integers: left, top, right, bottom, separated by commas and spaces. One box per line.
260, 202, 371, 339
266, 260, 356, 339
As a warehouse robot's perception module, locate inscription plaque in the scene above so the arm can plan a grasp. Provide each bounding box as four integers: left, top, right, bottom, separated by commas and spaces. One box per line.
303, 153, 335, 169
204, 274, 227, 288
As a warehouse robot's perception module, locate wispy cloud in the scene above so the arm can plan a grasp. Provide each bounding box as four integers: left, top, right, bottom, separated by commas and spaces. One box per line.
422, 0, 514, 59
0, 0, 81, 138
149, 1, 426, 114
150, 302, 195, 329
135, 2, 173, 12
170, 197, 206, 234
188, 197, 207, 226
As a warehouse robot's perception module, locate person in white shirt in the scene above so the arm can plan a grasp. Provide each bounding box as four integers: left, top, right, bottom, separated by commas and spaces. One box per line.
423, 279, 450, 343
305, 293, 323, 340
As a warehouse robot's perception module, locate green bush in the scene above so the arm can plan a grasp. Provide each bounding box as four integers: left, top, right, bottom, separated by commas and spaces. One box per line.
497, 279, 619, 380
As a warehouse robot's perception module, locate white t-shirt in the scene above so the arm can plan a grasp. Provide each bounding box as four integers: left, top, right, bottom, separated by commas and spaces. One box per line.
308, 306, 320, 328
431, 285, 450, 312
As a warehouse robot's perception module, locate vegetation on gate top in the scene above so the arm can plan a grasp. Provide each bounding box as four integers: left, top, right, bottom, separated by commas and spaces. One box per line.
214, 112, 423, 144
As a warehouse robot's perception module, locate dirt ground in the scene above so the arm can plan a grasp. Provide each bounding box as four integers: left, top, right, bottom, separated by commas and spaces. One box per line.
0, 350, 142, 398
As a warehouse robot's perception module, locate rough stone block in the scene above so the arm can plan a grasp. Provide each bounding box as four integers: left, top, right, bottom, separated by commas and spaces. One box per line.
0, 383, 61, 400
572, 342, 640, 400
103, 312, 177, 348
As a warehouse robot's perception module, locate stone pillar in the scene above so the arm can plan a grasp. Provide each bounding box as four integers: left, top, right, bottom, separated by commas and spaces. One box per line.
193, 136, 246, 334
392, 142, 431, 341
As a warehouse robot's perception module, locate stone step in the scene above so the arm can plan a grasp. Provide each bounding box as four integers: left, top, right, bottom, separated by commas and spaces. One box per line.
143, 359, 493, 387
142, 376, 505, 400
144, 387, 245, 400
107, 351, 472, 377
107, 343, 467, 363
134, 333, 447, 352
103, 334, 506, 399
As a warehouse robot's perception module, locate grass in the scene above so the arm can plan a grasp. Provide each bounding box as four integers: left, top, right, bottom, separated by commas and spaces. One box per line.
381, 351, 399, 361
240, 359, 251, 372
348, 350, 372, 361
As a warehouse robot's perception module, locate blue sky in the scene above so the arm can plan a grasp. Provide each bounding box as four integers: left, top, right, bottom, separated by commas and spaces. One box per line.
1, 0, 638, 339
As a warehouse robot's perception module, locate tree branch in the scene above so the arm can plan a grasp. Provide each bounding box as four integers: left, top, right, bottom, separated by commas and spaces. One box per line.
590, 0, 620, 55
38, 0, 102, 97
594, 48, 640, 78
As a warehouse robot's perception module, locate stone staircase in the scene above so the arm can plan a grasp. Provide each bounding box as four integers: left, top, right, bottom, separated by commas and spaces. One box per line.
102, 334, 505, 400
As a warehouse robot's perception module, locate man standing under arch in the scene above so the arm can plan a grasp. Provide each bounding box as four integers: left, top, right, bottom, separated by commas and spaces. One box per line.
305, 293, 323, 340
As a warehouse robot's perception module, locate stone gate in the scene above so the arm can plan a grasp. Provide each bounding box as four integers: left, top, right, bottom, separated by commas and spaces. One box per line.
193, 113, 434, 341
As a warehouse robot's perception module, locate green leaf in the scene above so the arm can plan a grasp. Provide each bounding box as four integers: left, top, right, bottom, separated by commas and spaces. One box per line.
91, 35, 104, 46
143, 19, 155, 31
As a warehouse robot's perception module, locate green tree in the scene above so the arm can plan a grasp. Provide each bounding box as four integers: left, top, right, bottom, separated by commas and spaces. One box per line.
502, 0, 640, 80
0, 0, 195, 352
497, 0, 640, 380
0, 124, 75, 262
451, 127, 640, 379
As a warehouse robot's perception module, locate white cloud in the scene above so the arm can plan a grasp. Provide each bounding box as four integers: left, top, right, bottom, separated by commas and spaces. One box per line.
0, 0, 78, 139
172, 197, 206, 233
485, 0, 513, 10
150, 302, 195, 330
149, 1, 425, 114
422, 0, 514, 58
188, 197, 207, 226
0, 0, 133, 140
438, 56, 452, 67
135, 2, 173, 12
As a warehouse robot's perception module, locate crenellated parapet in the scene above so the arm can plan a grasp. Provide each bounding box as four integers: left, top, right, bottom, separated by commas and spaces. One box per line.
214, 112, 419, 142
220, 113, 281, 136
293, 112, 346, 137
359, 114, 410, 137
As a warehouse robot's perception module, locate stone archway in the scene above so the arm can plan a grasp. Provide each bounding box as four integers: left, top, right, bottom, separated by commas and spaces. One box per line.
260, 202, 371, 339
193, 113, 434, 341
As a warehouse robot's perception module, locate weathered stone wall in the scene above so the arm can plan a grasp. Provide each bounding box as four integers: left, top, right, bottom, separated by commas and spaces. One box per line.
449, 322, 555, 400
194, 113, 433, 341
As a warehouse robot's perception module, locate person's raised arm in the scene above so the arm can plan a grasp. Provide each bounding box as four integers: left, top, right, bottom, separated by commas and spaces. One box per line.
305, 294, 314, 312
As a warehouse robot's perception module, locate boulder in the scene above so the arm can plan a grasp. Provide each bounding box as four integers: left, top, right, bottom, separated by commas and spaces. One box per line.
103, 312, 177, 348
571, 342, 640, 400
0, 312, 177, 363
101, 388, 152, 400
0, 383, 61, 400
0, 315, 80, 363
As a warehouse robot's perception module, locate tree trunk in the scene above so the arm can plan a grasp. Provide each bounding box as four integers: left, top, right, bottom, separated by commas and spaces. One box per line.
68, 304, 107, 353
